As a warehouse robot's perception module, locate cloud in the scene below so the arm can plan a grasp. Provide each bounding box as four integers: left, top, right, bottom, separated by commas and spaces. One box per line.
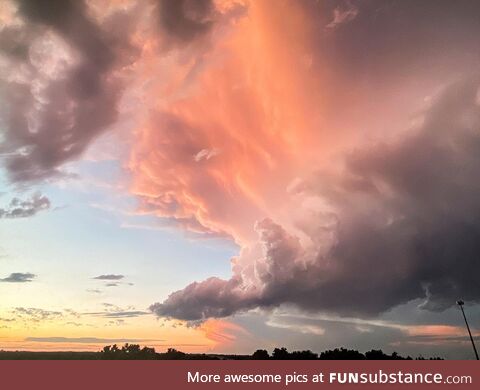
197, 318, 250, 346
151, 77, 480, 321
25, 336, 163, 343
156, 0, 214, 45
0, 272, 36, 282
0, 192, 50, 219
12, 307, 62, 321
325, 2, 358, 30
194, 148, 220, 162
65, 321, 83, 327
93, 274, 124, 280
129, 1, 326, 243
0, 0, 137, 183
86, 310, 150, 319
0, 0, 223, 185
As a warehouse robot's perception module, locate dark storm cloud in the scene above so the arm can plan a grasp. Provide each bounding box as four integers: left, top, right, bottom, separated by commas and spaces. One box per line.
0, 192, 50, 219
0, 0, 134, 183
0, 0, 219, 184
313, 0, 480, 74
0, 272, 36, 282
93, 274, 125, 281
156, 0, 214, 43
151, 77, 480, 321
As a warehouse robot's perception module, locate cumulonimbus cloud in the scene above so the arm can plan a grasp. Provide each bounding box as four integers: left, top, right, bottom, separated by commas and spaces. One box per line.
151, 77, 480, 321
3, 1, 480, 328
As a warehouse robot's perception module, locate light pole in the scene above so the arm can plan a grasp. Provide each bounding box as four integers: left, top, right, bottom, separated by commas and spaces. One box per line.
457, 300, 479, 360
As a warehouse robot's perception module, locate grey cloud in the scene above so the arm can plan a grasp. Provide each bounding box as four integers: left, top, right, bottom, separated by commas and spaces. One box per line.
151, 77, 480, 321
0, 272, 36, 283
0, 193, 50, 219
12, 307, 62, 321
93, 274, 124, 280
86, 310, 149, 319
157, 0, 214, 44
0, 0, 226, 185
313, 0, 480, 81
0, 0, 136, 183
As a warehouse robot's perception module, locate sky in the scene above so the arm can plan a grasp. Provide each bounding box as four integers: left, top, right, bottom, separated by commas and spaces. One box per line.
1, 0, 480, 359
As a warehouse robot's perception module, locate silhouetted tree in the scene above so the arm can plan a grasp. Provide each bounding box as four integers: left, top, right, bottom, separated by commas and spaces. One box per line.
272, 347, 290, 360
100, 344, 157, 360
251, 349, 270, 359
319, 348, 365, 360
290, 350, 318, 360
163, 348, 187, 360
365, 349, 389, 360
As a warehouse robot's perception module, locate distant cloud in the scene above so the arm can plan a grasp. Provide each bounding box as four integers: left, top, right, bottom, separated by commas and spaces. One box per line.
105, 282, 119, 287
86, 289, 102, 294
65, 321, 83, 327
0, 193, 50, 219
25, 337, 163, 344
325, 3, 359, 30
86, 310, 150, 319
106, 319, 126, 326
0, 272, 36, 283
93, 274, 124, 280
12, 307, 62, 322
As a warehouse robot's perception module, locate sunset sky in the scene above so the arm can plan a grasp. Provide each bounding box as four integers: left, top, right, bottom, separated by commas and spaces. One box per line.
1, 0, 480, 359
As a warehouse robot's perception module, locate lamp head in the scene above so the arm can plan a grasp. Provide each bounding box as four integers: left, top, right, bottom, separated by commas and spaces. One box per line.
457, 300, 465, 306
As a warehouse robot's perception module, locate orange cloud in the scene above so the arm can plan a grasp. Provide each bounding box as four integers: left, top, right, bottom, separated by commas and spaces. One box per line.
406, 325, 466, 337
197, 318, 249, 346
128, 0, 334, 243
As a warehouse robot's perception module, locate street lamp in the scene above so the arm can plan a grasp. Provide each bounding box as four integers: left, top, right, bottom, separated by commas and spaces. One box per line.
457, 300, 479, 360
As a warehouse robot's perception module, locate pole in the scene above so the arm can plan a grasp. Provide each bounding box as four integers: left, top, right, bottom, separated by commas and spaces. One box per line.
457, 300, 479, 360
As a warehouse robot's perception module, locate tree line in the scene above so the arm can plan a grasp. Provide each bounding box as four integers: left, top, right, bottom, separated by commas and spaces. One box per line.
98, 344, 443, 360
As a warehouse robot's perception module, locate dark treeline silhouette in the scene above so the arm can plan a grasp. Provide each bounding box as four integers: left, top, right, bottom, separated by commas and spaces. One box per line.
0, 344, 443, 360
